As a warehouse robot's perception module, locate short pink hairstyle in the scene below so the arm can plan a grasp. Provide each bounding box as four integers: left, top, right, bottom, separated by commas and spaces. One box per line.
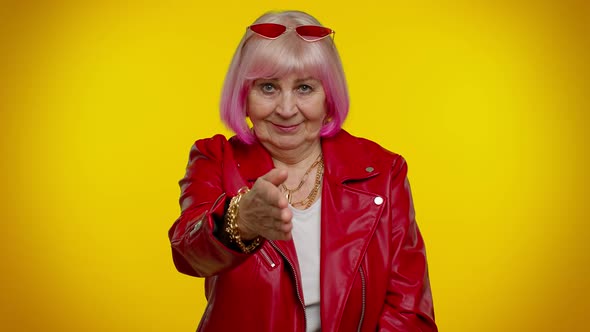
220, 10, 350, 144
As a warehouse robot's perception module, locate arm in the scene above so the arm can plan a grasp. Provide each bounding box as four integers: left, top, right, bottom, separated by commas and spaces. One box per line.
168, 135, 251, 278
379, 157, 437, 331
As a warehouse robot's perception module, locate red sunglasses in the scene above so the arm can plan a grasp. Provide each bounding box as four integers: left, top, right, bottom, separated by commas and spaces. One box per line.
248, 23, 334, 42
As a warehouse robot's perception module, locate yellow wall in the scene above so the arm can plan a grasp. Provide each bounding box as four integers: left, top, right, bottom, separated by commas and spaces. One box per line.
1, 0, 588, 331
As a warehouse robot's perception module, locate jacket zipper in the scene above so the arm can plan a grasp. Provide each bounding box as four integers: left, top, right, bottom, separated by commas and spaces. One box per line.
259, 247, 276, 268
270, 241, 307, 331
357, 265, 366, 332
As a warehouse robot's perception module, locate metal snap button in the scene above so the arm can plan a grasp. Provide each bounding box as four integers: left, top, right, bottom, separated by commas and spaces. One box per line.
365, 166, 374, 172
190, 220, 203, 236
374, 196, 384, 205
194, 220, 203, 231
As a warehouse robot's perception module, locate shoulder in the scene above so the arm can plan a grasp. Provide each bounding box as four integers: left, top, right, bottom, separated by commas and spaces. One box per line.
321, 130, 409, 184
354, 133, 408, 179
326, 130, 407, 172
189, 134, 244, 159
192, 134, 228, 152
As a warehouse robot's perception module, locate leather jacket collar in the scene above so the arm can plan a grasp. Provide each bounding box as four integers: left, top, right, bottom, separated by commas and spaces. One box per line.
230, 129, 382, 185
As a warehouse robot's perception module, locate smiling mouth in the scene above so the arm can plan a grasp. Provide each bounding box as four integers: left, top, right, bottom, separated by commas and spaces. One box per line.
272, 123, 300, 132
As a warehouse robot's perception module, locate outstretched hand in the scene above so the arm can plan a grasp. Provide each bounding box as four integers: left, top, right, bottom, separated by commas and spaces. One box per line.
237, 168, 293, 241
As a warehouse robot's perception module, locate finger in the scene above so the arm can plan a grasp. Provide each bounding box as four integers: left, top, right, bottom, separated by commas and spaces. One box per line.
280, 207, 292, 223
265, 228, 292, 241
276, 228, 292, 241
270, 212, 292, 240
260, 168, 288, 187
278, 220, 293, 233
271, 213, 291, 230
275, 191, 288, 209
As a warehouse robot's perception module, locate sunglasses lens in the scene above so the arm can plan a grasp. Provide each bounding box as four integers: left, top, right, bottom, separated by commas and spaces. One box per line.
295, 26, 333, 41
250, 23, 287, 38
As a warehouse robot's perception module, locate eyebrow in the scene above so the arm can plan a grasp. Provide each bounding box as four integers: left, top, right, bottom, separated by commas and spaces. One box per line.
255, 77, 319, 83
295, 77, 320, 83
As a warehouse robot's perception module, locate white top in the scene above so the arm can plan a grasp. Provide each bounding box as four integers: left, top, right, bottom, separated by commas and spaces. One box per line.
290, 198, 322, 332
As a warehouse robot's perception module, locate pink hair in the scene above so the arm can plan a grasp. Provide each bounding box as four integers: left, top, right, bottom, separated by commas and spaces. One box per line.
220, 10, 349, 144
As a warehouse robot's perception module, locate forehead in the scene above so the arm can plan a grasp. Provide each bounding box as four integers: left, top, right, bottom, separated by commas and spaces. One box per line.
244, 53, 323, 82
242, 36, 326, 81
254, 72, 321, 82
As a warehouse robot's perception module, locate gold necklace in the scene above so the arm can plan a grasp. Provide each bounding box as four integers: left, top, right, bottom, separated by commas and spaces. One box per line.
291, 160, 323, 209
280, 153, 322, 205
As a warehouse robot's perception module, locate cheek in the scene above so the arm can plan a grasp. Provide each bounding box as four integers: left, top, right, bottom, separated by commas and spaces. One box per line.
304, 99, 328, 121
247, 96, 275, 119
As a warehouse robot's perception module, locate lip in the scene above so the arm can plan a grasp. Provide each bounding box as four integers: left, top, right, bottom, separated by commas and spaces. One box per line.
272, 122, 301, 133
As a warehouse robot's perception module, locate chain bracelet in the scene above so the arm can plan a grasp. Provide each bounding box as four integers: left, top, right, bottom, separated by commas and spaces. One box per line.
224, 186, 261, 253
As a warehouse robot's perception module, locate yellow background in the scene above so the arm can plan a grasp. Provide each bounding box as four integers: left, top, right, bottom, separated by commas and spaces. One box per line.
1, 0, 588, 331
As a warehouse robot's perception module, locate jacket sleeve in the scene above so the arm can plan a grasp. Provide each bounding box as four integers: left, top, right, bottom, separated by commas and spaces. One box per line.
168, 135, 252, 278
379, 156, 438, 331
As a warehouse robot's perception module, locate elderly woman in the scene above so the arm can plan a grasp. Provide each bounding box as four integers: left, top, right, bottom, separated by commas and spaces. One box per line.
169, 10, 437, 332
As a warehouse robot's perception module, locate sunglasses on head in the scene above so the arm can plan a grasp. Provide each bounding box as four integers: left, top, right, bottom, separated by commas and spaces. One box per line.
248, 23, 335, 42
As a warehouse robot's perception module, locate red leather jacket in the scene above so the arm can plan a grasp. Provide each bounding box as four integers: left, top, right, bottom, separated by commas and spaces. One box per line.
169, 130, 437, 331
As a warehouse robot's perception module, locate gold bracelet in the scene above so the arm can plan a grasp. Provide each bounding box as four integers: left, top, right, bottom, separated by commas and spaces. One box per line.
225, 186, 261, 253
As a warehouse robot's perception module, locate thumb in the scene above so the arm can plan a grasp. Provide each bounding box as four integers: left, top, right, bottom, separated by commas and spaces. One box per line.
260, 168, 288, 187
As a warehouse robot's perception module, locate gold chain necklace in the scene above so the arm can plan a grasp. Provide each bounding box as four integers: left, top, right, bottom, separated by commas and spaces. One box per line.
280, 153, 323, 207
290, 160, 323, 209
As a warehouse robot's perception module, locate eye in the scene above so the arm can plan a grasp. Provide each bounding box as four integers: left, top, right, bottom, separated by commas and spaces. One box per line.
259, 82, 276, 94
297, 84, 313, 93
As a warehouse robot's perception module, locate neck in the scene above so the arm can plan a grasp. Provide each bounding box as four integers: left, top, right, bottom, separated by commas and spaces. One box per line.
268, 141, 324, 209
267, 141, 322, 168
267, 141, 323, 194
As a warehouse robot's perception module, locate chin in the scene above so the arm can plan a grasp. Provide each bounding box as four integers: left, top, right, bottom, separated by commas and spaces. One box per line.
273, 140, 304, 150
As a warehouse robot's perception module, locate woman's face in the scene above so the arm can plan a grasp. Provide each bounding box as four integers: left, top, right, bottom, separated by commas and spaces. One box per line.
247, 73, 327, 153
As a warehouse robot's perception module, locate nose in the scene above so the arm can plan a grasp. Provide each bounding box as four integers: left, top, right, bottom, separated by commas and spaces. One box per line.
275, 92, 298, 117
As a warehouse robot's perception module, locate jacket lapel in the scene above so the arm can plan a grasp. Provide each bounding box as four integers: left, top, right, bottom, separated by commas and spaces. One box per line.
320, 131, 384, 331
230, 137, 304, 299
